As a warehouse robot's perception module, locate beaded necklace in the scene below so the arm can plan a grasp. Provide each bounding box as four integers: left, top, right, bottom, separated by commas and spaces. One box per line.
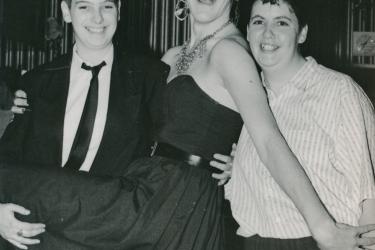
175, 20, 232, 75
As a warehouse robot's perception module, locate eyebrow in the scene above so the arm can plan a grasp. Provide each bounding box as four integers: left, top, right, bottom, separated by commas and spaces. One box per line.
275, 16, 293, 22
249, 15, 264, 21
250, 15, 293, 22
74, 0, 115, 4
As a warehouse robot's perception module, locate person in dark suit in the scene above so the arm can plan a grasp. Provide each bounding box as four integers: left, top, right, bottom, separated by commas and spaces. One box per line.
0, 49, 167, 176
0, 0, 167, 248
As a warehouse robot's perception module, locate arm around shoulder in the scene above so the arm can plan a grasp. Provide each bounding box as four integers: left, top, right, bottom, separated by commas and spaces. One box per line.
0, 74, 35, 163
212, 39, 334, 230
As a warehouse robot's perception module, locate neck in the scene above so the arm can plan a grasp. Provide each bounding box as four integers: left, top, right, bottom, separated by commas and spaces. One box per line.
189, 15, 231, 46
75, 43, 113, 65
263, 55, 306, 95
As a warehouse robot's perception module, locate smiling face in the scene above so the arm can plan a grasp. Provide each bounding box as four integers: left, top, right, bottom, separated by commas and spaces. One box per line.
61, 0, 120, 53
247, 0, 307, 71
187, 0, 232, 24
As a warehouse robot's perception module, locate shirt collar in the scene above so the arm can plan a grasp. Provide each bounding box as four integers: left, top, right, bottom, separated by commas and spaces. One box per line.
261, 57, 318, 93
288, 57, 317, 91
72, 44, 114, 68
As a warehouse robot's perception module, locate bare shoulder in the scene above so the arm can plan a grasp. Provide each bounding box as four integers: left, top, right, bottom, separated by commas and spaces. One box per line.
161, 46, 182, 66
211, 35, 249, 58
210, 36, 257, 76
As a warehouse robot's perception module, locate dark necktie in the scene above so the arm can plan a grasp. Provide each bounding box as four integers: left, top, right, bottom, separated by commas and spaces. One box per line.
64, 61, 106, 170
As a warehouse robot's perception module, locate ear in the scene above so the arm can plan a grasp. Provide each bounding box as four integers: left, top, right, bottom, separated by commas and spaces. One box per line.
298, 25, 308, 44
117, 0, 121, 21
61, 1, 72, 23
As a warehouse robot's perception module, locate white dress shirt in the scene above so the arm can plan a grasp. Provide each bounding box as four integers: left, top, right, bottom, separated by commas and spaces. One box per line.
62, 45, 113, 172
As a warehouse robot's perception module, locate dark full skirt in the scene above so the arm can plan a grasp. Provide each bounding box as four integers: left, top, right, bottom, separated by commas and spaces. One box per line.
0, 157, 225, 250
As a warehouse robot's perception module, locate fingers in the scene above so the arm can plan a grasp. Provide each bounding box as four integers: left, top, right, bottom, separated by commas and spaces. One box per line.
0, 204, 44, 249
210, 160, 230, 172
211, 170, 229, 178
11, 106, 27, 114
8, 239, 28, 249
14, 234, 41, 245
5, 224, 45, 249
357, 224, 375, 235
5, 228, 43, 250
8, 204, 30, 216
212, 172, 230, 186
5, 204, 46, 230
8, 234, 41, 250
7, 203, 46, 236
340, 223, 375, 248
15, 90, 27, 99
210, 160, 232, 185
217, 180, 227, 186
212, 153, 232, 164
211, 171, 230, 179
18, 227, 45, 238
18, 221, 46, 234
14, 97, 28, 107
11, 90, 30, 114
211, 151, 235, 185
357, 236, 375, 247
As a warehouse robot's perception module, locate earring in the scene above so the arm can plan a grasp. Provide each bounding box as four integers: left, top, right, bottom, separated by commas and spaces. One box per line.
174, 0, 189, 21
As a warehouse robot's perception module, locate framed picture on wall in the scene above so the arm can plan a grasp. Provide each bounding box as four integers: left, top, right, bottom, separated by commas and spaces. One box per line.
349, 0, 375, 68
352, 32, 375, 56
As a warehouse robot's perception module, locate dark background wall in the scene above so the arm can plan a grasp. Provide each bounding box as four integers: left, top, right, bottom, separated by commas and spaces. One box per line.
0, 0, 374, 97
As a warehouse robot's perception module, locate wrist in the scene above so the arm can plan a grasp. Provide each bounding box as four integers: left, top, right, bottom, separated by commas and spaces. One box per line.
310, 217, 336, 242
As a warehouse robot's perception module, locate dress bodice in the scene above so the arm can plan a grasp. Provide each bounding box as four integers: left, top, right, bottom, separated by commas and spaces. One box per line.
154, 75, 243, 160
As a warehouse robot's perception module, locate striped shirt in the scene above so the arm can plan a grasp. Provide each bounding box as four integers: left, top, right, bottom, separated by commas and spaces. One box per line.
225, 57, 375, 239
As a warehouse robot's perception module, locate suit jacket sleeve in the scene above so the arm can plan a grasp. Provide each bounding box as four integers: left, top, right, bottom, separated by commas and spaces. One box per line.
144, 58, 170, 130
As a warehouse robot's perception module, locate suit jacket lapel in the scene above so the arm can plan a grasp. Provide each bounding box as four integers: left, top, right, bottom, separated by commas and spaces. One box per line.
90, 51, 144, 175
37, 54, 71, 166
90, 51, 128, 172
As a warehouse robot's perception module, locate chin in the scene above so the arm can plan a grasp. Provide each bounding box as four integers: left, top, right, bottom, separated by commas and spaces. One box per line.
86, 42, 111, 50
193, 14, 216, 24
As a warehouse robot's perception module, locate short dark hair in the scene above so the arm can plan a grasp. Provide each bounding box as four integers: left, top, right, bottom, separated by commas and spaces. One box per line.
62, 0, 120, 8
230, 0, 240, 24
250, 0, 308, 31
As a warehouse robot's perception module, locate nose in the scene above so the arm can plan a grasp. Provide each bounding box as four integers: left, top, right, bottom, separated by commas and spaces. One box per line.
262, 24, 274, 38
92, 8, 104, 24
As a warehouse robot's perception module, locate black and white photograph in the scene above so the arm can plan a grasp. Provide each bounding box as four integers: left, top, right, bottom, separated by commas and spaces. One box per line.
0, 0, 374, 249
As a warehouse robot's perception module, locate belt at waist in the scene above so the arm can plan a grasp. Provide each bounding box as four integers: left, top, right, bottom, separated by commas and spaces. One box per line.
150, 142, 221, 174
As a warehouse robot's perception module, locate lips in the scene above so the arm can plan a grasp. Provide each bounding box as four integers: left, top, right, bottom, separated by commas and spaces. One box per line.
197, 0, 214, 5
260, 43, 278, 51
86, 27, 105, 33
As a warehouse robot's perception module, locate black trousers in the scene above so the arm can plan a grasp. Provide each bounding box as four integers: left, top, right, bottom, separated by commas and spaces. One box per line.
244, 234, 319, 250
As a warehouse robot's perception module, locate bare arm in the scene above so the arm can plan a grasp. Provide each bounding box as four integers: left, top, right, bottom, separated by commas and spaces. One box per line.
212, 39, 332, 231
211, 39, 375, 249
